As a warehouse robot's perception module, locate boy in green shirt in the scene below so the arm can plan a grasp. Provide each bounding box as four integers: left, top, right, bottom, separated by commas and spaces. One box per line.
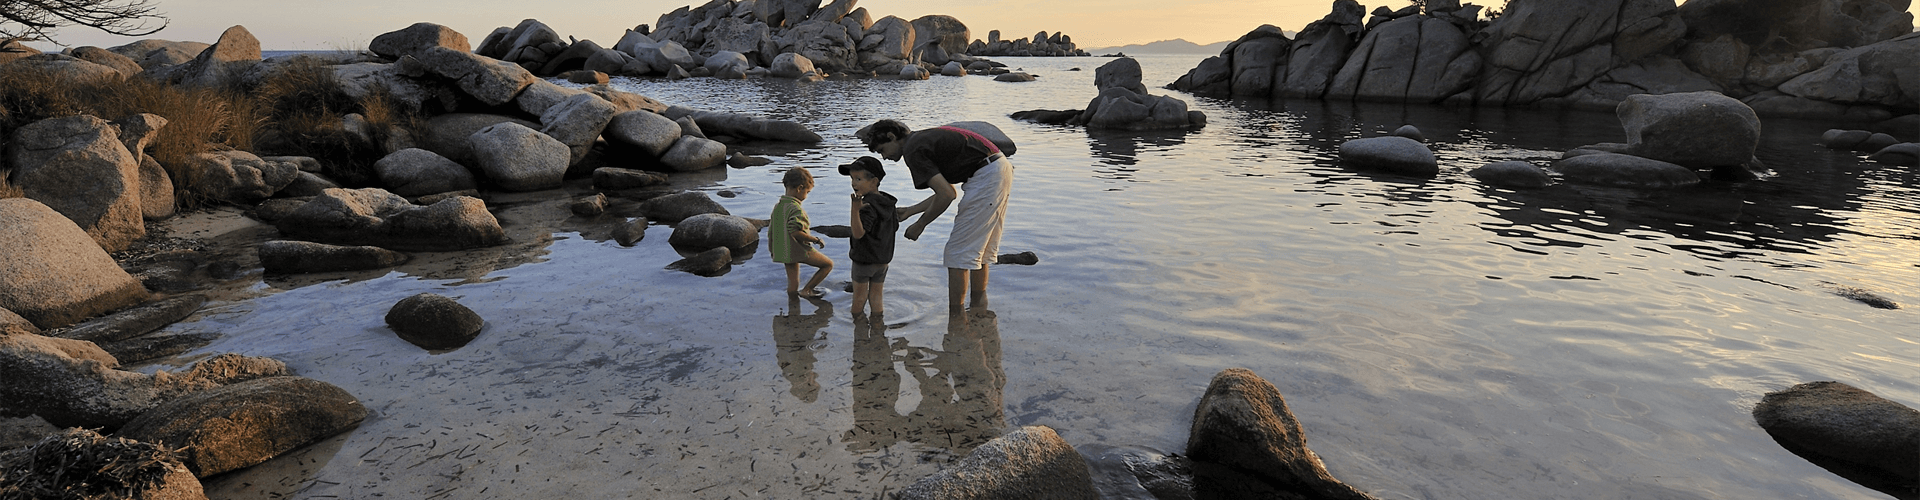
771, 168, 833, 297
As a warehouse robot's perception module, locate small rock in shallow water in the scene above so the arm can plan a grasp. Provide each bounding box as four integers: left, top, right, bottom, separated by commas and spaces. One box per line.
1469, 161, 1552, 189
571, 193, 608, 216
384, 293, 483, 350
1826, 285, 1898, 309
613, 217, 648, 246
996, 251, 1039, 265
1390, 124, 1425, 142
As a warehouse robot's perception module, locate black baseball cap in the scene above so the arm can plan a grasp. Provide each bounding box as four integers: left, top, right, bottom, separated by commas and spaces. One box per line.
838, 156, 885, 178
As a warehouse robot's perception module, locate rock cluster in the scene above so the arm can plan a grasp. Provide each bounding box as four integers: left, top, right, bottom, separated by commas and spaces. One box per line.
969, 30, 1089, 56
1010, 58, 1205, 130
1169, 0, 1917, 120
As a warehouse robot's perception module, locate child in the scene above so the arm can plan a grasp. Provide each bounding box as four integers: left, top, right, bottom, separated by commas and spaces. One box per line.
840, 156, 899, 317
771, 168, 833, 297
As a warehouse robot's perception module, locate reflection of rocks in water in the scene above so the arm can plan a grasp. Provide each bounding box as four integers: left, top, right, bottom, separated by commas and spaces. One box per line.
1087, 128, 1191, 172
844, 309, 1007, 454
772, 295, 833, 403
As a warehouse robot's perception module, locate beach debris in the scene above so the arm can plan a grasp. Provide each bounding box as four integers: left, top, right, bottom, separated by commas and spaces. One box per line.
0, 428, 205, 499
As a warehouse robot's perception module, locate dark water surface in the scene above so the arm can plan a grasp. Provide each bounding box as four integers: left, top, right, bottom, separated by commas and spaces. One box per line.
171, 55, 1917, 499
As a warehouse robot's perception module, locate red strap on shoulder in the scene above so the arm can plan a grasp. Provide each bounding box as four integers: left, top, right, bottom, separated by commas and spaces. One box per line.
935, 126, 1001, 154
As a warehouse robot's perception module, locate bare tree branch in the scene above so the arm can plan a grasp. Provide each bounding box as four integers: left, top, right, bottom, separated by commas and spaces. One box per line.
0, 0, 168, 44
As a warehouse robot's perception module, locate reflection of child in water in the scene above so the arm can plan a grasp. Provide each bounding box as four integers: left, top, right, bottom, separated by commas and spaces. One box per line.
844, 315, 905, 453
771, 295, 833, 402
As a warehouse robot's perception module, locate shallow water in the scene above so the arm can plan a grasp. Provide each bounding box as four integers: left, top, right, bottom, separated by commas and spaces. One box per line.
158, 55, 1918, 499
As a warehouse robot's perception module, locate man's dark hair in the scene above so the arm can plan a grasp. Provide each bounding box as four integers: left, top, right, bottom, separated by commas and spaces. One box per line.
860, 119, 912, 146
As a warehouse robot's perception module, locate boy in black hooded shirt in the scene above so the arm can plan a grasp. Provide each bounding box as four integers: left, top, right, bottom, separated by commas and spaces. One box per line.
840, 156, 899, 318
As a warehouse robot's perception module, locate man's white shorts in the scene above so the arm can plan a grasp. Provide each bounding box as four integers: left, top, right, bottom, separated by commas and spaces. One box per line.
945, 157, 1012, 269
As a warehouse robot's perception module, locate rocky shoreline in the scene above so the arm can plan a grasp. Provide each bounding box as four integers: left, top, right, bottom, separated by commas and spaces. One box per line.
1, 1, 1918, 498
1169, 0, 1918, 123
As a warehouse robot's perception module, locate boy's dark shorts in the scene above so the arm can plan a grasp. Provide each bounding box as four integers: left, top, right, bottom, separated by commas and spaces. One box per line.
851, 262, 889, 284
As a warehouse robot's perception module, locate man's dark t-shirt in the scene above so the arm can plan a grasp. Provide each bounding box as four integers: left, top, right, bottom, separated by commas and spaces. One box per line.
903, 127, 999, 190
851, 191, 899, 264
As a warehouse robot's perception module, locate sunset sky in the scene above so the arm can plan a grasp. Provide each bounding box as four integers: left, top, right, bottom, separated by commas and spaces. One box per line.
18, 0, 1920, 51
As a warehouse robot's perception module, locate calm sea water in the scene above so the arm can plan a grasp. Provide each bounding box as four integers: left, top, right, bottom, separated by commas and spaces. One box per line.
171, 54, 1917, 499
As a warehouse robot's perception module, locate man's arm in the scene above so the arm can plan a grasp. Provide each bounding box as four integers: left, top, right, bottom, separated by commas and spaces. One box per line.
905, 174, 956, 241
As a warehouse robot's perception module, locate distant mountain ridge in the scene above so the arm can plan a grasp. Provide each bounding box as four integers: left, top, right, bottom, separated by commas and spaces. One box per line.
1081, 38, 1234, 55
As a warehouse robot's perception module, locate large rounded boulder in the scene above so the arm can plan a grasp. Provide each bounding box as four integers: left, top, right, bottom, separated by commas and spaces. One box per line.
468, 122, 569, 191
605, 111, 682, 157
660, 136, 728, 172
1187, 368, 1379, 500
668, 213, 760, 253
1338, 136, 1437, 176
1753, 381, 1920, 483
1618, 91, 1761, 168
0, 199, 148, 330
640, 191, 730, 224
5, 115, 145, 251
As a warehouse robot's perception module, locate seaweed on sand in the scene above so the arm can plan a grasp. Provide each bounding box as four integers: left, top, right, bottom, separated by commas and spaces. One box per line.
0, 428, 184, 500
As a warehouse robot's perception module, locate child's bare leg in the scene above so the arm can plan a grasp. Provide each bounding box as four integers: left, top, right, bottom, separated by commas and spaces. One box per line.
785, 263, 801, 294
799, 251, 833, 296
870, 282, 885, 316
851, 282, 870, 316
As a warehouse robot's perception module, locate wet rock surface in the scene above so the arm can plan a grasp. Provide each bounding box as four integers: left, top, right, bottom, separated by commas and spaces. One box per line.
1187, 369, 1379, 500
1754, 381, 1920, 490
50, 294, 206, 344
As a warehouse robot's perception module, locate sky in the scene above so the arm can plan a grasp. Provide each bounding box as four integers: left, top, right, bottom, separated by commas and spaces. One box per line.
17, 0, 1920, 51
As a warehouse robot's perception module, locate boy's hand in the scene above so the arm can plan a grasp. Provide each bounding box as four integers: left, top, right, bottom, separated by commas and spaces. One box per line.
905, 223, 924, 241
851, 193, 865, 211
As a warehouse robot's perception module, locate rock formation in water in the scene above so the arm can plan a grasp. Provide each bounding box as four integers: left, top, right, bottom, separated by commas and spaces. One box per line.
1169, 0, 1918, 121
1010, 58, 1206, 130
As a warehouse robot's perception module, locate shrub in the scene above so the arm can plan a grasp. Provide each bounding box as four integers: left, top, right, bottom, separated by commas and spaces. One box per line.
249, 54, 419, 187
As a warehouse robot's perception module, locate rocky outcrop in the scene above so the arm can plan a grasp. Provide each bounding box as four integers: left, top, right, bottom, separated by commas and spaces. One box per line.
896, 426, 1099, 500
1187, 368, 1379, 500
970, 30, 1089, 57
660, 135, 729, 171
273, 188, 509, 252
384, 293, 483, 350
0, 333, 286, 429
661, 106, 824, 142
0, 199, 149, 330
117, 376, 368, 477
606, 110, 684, 157
1174, 0, 1913, 118
1327, 16, 1481, 102
259, 240, 410, 274
538, 93, 619, 165
69, 46, 143, 77
1754, 381, 1920, 483
6, 115, 146, 251
109, 113, 176, 220
1038, 58, 1204, 131
369, 22, 471, 60
150, 25, 262, 88
0, 53, 125, 82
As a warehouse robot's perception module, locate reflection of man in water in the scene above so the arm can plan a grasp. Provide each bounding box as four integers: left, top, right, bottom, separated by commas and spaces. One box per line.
772, 295, 833, 403
843, 309, 1006, 453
